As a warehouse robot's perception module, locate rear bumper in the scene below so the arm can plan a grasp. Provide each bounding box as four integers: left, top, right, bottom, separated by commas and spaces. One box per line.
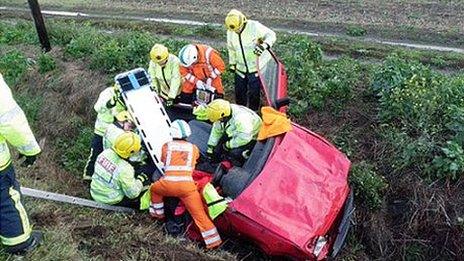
330, 189, 355, 257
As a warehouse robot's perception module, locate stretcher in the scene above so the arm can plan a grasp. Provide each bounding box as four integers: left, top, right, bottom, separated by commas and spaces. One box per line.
114, 68, 172, 174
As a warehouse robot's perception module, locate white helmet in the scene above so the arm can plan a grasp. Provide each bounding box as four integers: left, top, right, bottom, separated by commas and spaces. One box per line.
170, 120, 191, 139
178, 44, 198, 67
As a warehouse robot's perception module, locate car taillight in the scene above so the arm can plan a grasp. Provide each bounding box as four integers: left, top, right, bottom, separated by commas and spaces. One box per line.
313, 236, 328, 257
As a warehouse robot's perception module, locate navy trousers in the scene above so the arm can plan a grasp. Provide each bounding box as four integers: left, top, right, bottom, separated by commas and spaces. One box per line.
234, 73, 262, 112
83, 134, 104, 180
0, 164, 31, 247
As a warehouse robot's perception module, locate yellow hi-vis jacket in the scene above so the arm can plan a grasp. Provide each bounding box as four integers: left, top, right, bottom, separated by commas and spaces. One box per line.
207, 104, 262, 150
227, 20, 276, 75
93, 87, 125, 136
0, 74, 41, 171
148, 54, 182, 101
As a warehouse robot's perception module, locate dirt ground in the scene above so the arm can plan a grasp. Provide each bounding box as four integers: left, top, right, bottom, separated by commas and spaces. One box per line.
2, 0, 464, 46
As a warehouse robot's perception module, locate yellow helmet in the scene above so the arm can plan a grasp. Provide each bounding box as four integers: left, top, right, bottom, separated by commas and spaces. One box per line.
206, 99, 231, 122
115, 111, 133, 122
150, 44, 169, 65
113, 132, 141, 159
225, 9, 247, 33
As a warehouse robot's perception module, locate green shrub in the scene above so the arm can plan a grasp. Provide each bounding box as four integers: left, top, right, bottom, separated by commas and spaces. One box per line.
65, 32, 106, 59
346, 25, 367, 37
373, 56, 464, 180
432, 141, 464, 181
119, 32, 153, 68
350, 161, 388, 210
90, 39, 128, 73
0, 21, 37, 45
37, 53, 56, 74
0, 50, 29, 86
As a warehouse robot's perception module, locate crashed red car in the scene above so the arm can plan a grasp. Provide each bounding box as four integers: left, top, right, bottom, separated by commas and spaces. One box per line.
184, 50, 353, 260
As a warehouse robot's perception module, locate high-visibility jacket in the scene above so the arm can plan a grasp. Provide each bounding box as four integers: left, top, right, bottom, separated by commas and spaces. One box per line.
207, 104, 262, 149
227, 20, 276, 75
93, 87, 125, 136
180, 44, 226, 94
161, 140, 200, 179
90, 149, 143, 205
148, 54, 182, 101
0, 74, 41, 171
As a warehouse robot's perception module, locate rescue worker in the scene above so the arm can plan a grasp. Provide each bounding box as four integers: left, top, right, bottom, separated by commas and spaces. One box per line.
150, 120, 222, 249
225, 9, 276, 111
90, 132, 150, 209
83, 85, 126, 181
0, 73, 42, 254
178, 44, 226, 104
205, 99, 262, 166
103, 111, 157, 181
148, 44, 182, 106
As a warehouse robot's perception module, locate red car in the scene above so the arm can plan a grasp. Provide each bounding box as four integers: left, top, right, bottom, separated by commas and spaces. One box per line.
185, 50, 354, 260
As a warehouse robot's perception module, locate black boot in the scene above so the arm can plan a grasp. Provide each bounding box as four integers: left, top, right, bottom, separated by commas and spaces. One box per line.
6, 231, 43, 255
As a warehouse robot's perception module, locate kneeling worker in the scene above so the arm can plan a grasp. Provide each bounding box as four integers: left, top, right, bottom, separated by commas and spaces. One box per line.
205, 99, 262, 166
91, 132, 150, 209
150, 120, 222, 249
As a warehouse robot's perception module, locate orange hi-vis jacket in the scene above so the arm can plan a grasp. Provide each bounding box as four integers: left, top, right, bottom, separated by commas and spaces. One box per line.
180, 44, 226, 95
161, 140, 200, 180
150, 139, 222, 249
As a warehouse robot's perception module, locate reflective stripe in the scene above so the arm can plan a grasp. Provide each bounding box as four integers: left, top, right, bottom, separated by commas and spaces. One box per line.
164, 165, 193, 172
17, 141, 39, 154
204, 235, 221, 245
149, 206, 164, 215
205, 47, 213, 65
201, 228, 218, 238
0, 187, 31, 246
0, 106, 21, 123
186, 73, 195, 83
162, 176, 193, 182
151, 202, 164, 209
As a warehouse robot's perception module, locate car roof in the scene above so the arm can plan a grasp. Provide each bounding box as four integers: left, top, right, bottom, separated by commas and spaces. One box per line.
231, 123, 351, 248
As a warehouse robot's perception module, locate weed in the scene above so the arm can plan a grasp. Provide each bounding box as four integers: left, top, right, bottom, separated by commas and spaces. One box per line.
0, 49, 29, 86
346, 25, 367, 37
350, 161, 388, 210
37, 53, 56, 74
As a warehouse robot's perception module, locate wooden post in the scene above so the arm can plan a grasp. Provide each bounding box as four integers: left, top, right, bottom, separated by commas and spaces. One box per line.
28, 0, 51, 52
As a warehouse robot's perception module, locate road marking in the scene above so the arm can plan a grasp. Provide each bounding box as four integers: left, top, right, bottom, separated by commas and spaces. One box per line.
1, 6, 463, 54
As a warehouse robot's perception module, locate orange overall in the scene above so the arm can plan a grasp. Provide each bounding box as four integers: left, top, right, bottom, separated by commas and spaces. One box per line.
150, 140, 222, 249
180, 44, 226, 95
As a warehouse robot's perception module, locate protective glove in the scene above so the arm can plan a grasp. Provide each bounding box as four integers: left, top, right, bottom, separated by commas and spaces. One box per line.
222, 142, 231, 152
206, 146, 215, 161
254, 42, 269, 56
106, 96, 117, 108
165, 99, 174, 107
19, 153, 37, 167
136, 173, 149, 184
196, 80, 206, 90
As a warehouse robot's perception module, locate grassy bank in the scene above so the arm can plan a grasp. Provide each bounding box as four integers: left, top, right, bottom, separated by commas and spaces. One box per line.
0, 17, 463, 260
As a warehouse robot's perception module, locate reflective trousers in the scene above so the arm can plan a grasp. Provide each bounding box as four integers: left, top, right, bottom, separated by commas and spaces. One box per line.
83, 134, 104, 180
0, 164, 32, 247
150, 179, 221, 248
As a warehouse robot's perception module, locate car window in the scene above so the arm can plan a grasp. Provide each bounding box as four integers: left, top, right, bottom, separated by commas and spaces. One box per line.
257, 49, 287, 108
